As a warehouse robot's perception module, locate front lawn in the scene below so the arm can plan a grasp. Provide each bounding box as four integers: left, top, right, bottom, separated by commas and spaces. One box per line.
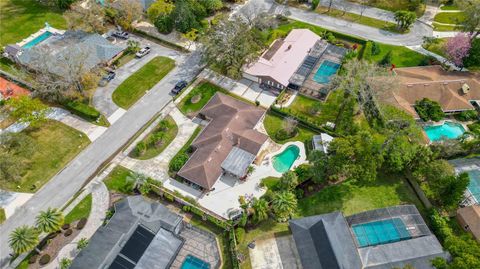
103, 165, 135, 194
433, 12, 466, 25
130, 116, 178, 160
64, 194, 92, 224
0, 121, 90, 192
423, 38, 447, 58
432, 22, 461, 32
0, 0, 67, 47
365, 43, 431, 67
178, 82, 227, 115
0, 208, 5, 224
440, 4, 459, 10
297, 173, 424, 216
112, 56, 175, 109
263, 111, 318, 144
347, 0, 425, 16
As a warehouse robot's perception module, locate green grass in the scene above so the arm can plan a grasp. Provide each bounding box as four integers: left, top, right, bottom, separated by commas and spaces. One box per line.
0, 0, 67, 47
366, 43, 431, 67
130, 116, 178, 160
263, 111, 318, 144
0, 208, 5, 224
347, 0, 426, 16
0, 57, 33, 82
115, 52, 136, 68
432, 22, 461, 31
440, 4, 459, 10
433, 12, 466, 25
168, 126, 202, 175
112, 56, 175, 109
103, 166, 135, 194
422, 38, 447, 58
64, 194, 92, 224
298, 173, 424, 216
189, 216, 233, 269
315, 6, 400, 33
0, 121, 90, 192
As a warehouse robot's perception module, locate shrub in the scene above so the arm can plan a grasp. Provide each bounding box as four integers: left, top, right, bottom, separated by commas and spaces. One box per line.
61, 223, 70, 230
163, 192, 175, 202
275, 128, 297, 141
182, 205, 191, 212
29, 255, 38, 264
190, 206, 205, 218
64, 101, 100, 121
235, 228, 245, 243
379, 51, 393, 65
455, 110, 478, 121
311, 0, 320, 9
295, 189, 304, 199
294, 164, 312, 183
154, 15, 174, 34
76, 218, 88, 230
135, 141, 147, 156
326, 32, 336, 44
371, 41, 381, 55
169, 152, 189, 172
39, 254, 51, 265
64, 229, 73, 237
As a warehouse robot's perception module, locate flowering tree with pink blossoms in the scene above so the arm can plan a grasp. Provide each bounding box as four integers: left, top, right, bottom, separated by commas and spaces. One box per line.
444, 33, 472, 67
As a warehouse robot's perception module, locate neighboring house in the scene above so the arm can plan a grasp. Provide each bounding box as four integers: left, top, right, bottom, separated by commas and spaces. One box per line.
5, 29, 124, 78
312, 133, 334, 153
457, 205, 480, 243
289, 205, 449, 269
0, 77, 29, 101
177, 93, 268, 191
71, 196, 220, 269
242, 29, 347, 98
378, 65, 480, 119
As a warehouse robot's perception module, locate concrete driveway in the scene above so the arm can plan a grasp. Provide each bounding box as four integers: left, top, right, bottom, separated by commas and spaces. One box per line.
92, 34, 184, 119
249, 235, 303, 269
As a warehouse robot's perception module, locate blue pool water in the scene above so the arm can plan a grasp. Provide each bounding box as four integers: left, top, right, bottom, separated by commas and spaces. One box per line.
352, 218, 411, 248
22, 31, 52, 49
467, 170, 480, 203
313, 60, 341, 84
272, 145, 300, 173
423, 122, 465, 142
181, 255, 210, 269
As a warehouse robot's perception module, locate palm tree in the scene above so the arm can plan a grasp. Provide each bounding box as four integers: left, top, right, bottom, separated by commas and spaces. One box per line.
9, 226, 39, 254
271, 191, 297, 222
35, 207, 64, 233
252, 198, 269, 223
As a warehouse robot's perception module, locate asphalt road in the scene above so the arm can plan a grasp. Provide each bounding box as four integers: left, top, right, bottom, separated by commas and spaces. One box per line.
0, 49, 203, 267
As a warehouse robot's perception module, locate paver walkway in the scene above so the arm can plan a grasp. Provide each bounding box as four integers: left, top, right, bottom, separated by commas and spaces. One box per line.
45, 180, 109, 269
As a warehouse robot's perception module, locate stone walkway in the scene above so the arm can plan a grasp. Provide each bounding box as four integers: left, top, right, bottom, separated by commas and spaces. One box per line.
46, 179, 109, 269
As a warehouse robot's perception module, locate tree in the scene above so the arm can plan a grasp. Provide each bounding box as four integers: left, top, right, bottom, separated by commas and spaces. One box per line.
126, 171, 148, 192
414, 98, 445, 122
9, 226, 39, 254
382, 135, 419, 173
60, 258, 72, 269
199, 0, 223, 14
311, 0, 320, 10
444, 33, 472, 67
65, 2, 107, 33
182, 28, 199, 50
308, 150, 328, 183
126, 40, 141, 54
282, 117, 298, 136
464, 38, 480, 68
35, 208, 64, 233
6, 96, 49, 128
394, 10, 416, 30
279, 171, 298, 190
457, 0, 480, 39
77, 238, 89, 250
172, 0, 204, 33
114, 0, 143, 30
201, 17, 264, 78
251, 198, 269, 223
271, 191, 297, 221
147, 0, 175, 21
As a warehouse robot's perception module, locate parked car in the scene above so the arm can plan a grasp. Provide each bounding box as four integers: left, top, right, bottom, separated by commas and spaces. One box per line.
171, 80, 188, 95
99, 71, 116, 86
135, 46, 151, 58
112, 31, 129, 39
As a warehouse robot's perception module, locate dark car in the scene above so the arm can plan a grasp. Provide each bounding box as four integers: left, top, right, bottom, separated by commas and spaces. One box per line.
99, 71, 116, 86
135, 46, 151, 58
112, 31, 129, 39
171, 80, 188, 95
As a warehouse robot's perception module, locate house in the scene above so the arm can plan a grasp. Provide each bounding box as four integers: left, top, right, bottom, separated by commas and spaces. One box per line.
71, 196, 184, 269
457, 205, 480, 243
312, 133, 334, 153
289, 205, 449, 269
177, 93, 268, 191
5, 29, 124, 78
378, 66, 480, 118
0, 77, 29, 101
242, 29, 347, 98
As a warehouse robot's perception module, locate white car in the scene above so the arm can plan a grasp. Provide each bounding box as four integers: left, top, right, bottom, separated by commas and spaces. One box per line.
135, 47, 151, 58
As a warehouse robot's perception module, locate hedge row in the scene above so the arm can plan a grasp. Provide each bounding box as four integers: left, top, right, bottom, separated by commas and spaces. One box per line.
270, 106, 337, 137
64, 101, 101, 121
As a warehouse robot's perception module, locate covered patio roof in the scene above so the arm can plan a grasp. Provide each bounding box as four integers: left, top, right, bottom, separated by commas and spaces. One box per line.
221, 146, 256, 178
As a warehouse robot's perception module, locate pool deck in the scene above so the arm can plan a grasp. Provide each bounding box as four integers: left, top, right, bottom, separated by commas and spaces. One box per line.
16, 26, 64, 47
263, 141, 308, 178
449, 157, 480, 206
422, 119, 469, 144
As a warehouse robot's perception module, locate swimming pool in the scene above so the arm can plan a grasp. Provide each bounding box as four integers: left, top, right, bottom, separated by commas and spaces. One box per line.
352, 218, 411, 247
22, 31, 52, 49
272, 145, 300, 173
181, 255, 210, 269
467, 170, 480, 203
423, 122, 465, 142
313, 60, 341, 84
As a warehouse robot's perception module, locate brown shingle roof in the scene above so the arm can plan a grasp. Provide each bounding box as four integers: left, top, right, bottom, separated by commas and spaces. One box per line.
177, 93, 267, 190
457, 205, 480, 242
378, 66, 480, 117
